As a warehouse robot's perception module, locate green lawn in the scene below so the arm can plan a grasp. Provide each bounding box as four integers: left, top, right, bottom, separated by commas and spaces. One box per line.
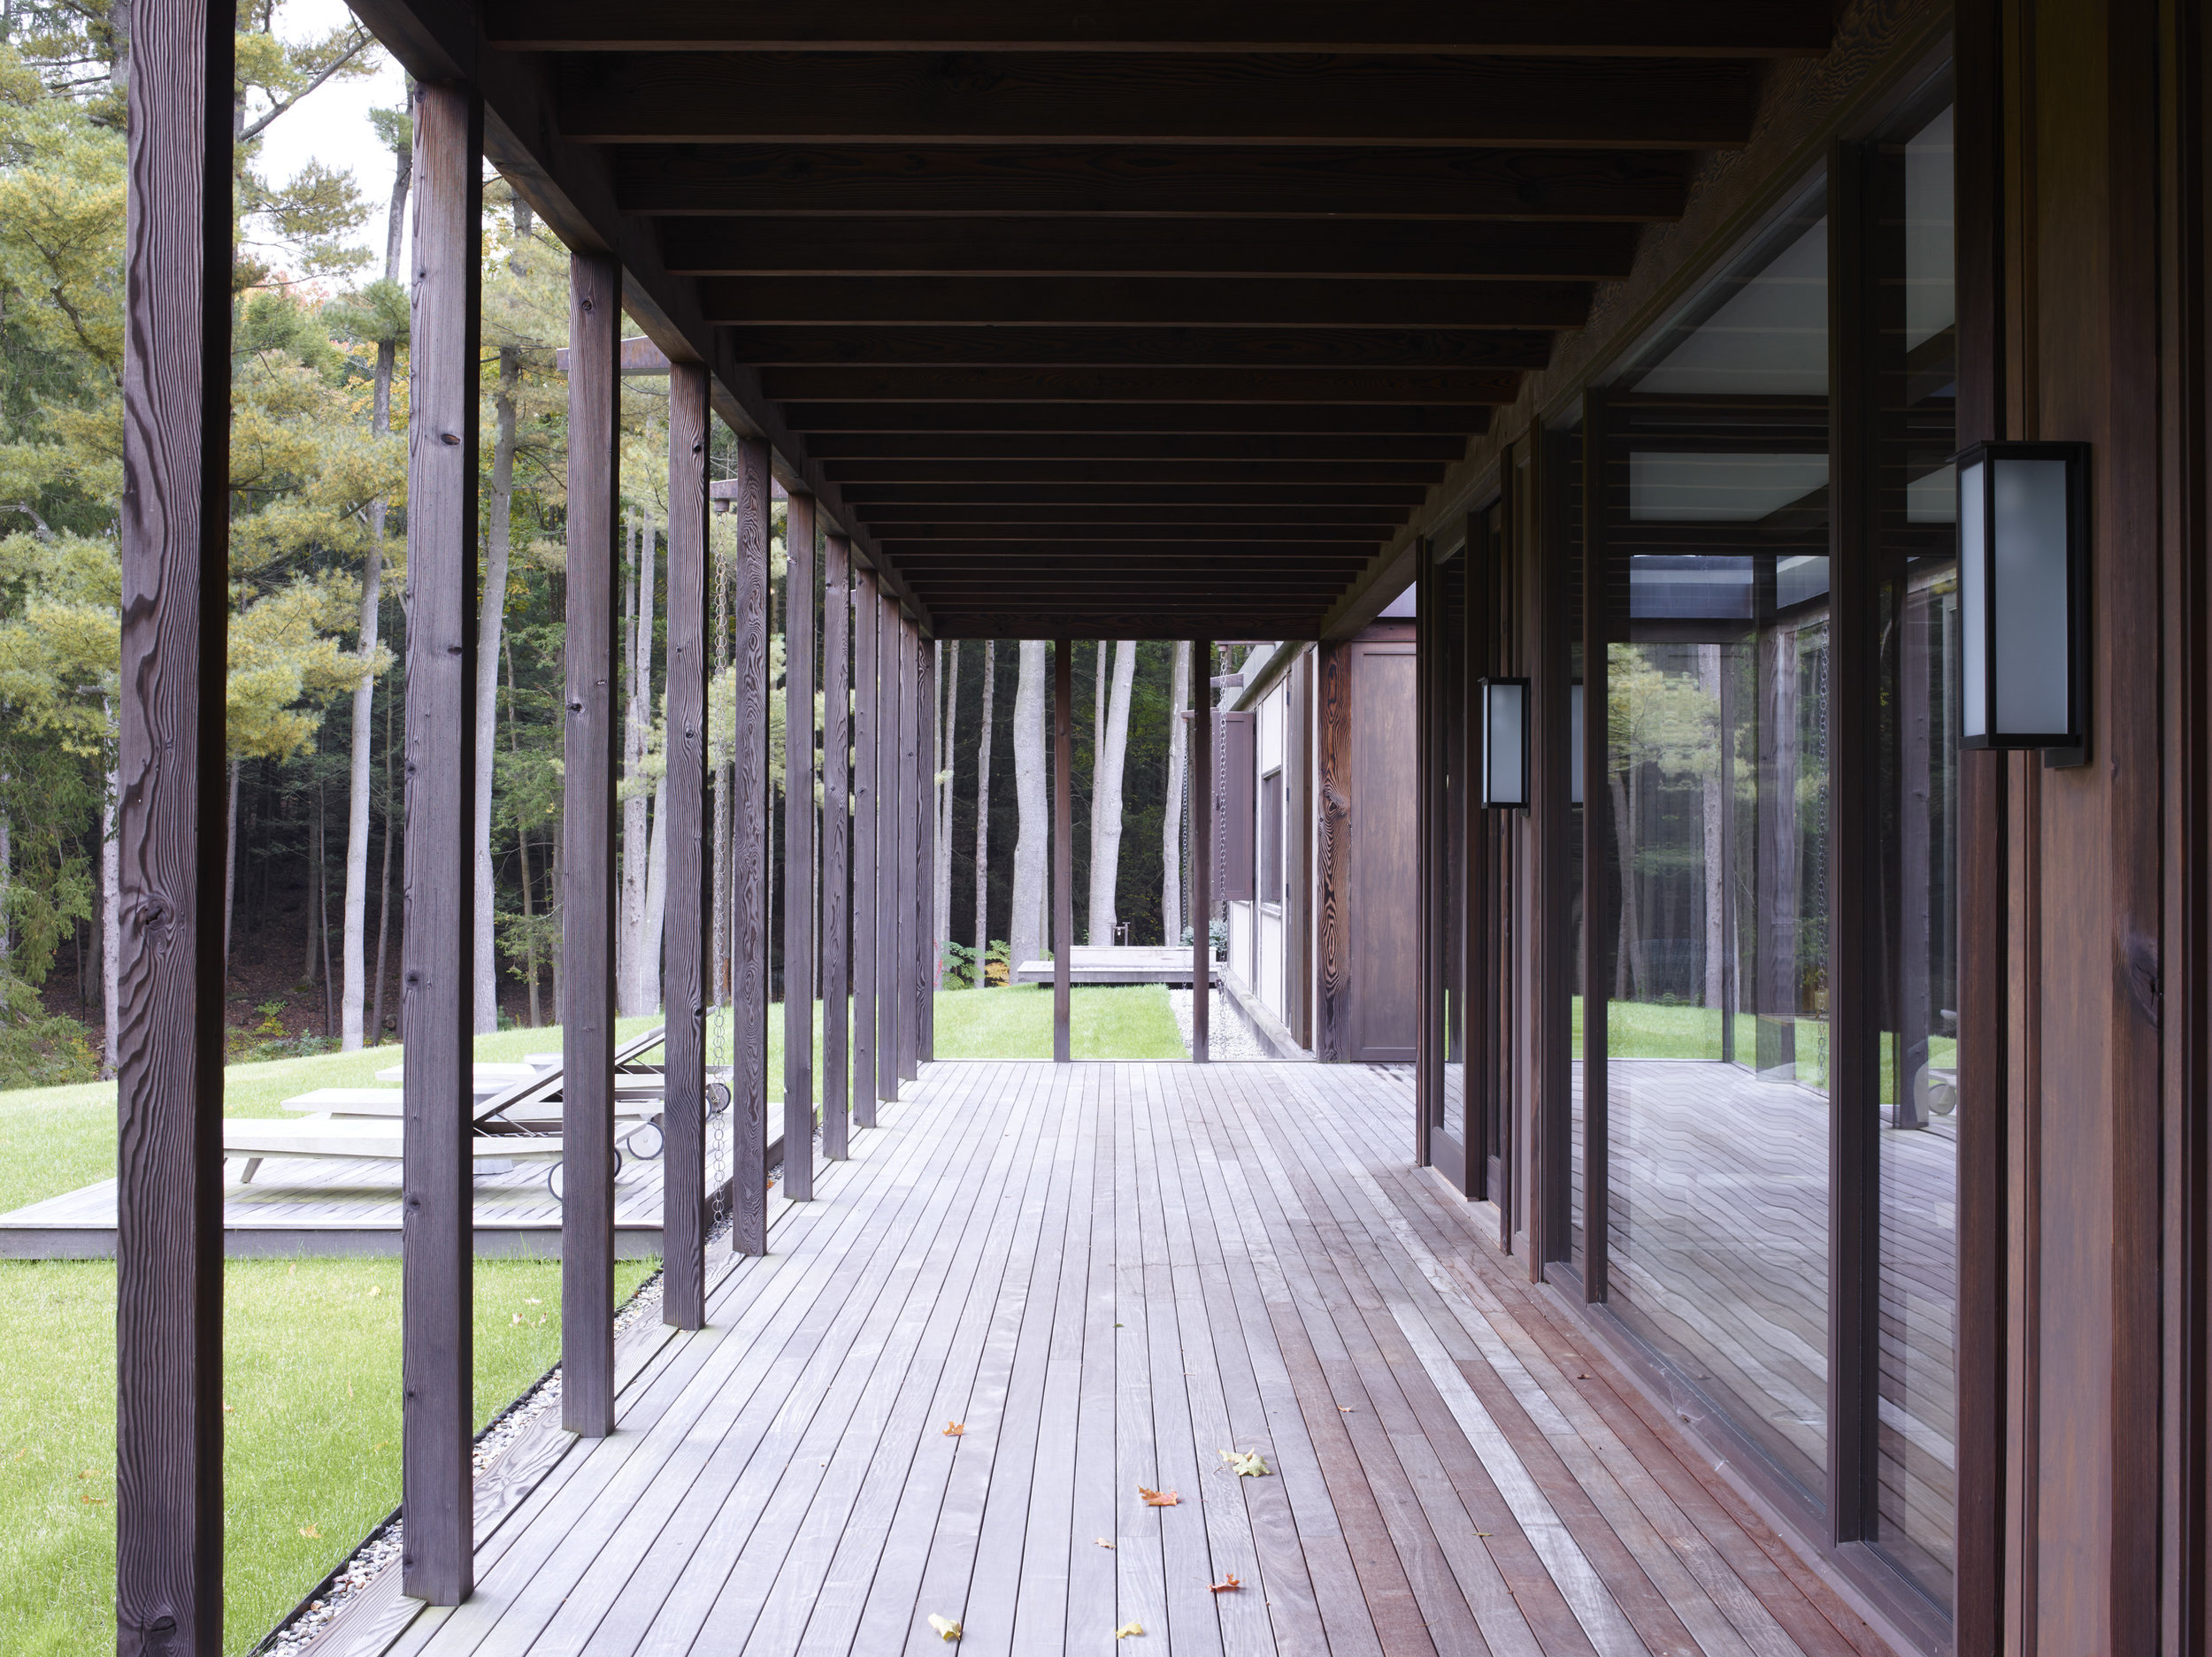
930, 983, 1187, 1060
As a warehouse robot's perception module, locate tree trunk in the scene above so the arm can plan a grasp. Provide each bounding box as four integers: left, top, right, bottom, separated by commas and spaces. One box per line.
223, 758, 240, 971
1009, 640, 1048, 973
473, 332, 520, 1035
620, 510, 658, 1016
345, 97, 411, 1049
0, 788, 11, 965
319, 779, 336, 1037
371, 682, 396, 1044
1163, 641, 1190, 947
507, 642, 540, 1026
972, 641, 995, 984
933, 638, 956, 986
640, 766, 669, 1013
1087, 640, 1138, 945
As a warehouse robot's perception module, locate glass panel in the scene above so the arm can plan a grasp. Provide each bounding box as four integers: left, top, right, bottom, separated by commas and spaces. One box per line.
1485, 681, 1527, 807
1873, 96, 1960, 1611
1992, 456, 2070, 736
1600, 190, 1832, 1503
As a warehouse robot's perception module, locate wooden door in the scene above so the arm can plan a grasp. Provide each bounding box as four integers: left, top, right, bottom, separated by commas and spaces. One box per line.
1351, 636, 1419, 1062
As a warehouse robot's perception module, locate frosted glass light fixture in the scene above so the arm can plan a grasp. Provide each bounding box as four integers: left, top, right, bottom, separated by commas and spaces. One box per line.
1955, 441, 2088, 751
1479, 678, 1530, 809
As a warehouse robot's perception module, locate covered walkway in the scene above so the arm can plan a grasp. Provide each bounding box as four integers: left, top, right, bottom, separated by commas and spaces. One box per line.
364, 1062, 1887, 1657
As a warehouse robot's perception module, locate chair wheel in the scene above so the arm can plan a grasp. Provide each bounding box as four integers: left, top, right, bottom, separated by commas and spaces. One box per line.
706, 1082, 731, 1116
626, 1120, 666, 1160
547, 1161, 562, 1201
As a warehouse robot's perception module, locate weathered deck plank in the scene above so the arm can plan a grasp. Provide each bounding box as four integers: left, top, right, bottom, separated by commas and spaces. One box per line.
385, 1061, 1900, 1657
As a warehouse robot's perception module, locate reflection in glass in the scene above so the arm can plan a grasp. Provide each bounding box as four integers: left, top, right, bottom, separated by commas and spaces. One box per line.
1873, 98, 1959, 1612
1599, 193, 1833, 1501
1441, 548, 1467, 1150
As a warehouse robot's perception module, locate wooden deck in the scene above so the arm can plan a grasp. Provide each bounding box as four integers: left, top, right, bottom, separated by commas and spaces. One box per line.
373, 1060, 1899, 1657
1011, 946, 1221, 986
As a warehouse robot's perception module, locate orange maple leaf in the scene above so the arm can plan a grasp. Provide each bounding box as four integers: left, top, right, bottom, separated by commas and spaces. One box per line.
1138, 1485, 1179, 1507
943, 1422, 966, 1437
1208, 1574, 1242, 1593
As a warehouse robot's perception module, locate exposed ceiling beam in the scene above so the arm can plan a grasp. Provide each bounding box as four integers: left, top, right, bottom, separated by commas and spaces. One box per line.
616, 145, 1689, 219
758, 366, 1522, 404
489, 1, 1832, 57
862, 503, 1408, 525
660, 217, 1637, 279
929, 611, 1330, 639
836, 482, 1430, 507
784, 403, 1490, 435
698, 277, 1590, 327
818, 459, 1449, 483
559, 53, 1758, 148
807, 433, 1471, 461
886, 542, 1377, 560
726, 327, 1557, 371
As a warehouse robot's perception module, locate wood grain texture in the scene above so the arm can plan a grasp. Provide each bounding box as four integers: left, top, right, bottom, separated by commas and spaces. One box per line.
114, 3, 234, 1645
396, 81, 483, 1603
907, 620, 929, 1078
1053, 641, 1073, 1061
702, 276, 1591, 331
665, 218, 1636, 280
663, 360, 710, 1328
562, 52, 1758, 147
563, 249, 621, 1437
731, 326, 1560, 372
1317, 643, 1350, 1060
921, 635, 938, 1060
821, 532, 852, 1159
849, 571, 879, 1130
491, 0, 1835, 54
786, 403, 1494, 436
1192, 638, 1213, 1060
732, 434, 772, 1254
896, 617, 921, 1084
783, 491, 818, 1201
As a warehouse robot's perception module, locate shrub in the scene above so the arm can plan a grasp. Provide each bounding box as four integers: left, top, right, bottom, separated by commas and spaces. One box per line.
0, 974, 98, 1088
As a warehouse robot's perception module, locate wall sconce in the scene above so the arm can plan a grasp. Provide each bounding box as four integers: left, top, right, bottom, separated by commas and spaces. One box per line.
1955, 441, 2089, 755
1479, 677, 1530, 809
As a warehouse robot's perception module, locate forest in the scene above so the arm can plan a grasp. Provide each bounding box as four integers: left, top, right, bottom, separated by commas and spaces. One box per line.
0, 0, 1205, 1090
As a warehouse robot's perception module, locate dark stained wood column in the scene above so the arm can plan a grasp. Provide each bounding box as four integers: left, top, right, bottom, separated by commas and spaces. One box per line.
850, 568, 879, 1129
397, 81, 483, 1603
821, 532, 852, 1158
877, 589, 903, 1103
114, 2, 234, 1645
661, 359, 710, 1328
900, 617, 923, 1083
1053, 639, 1074, 1061
923, 640, 939, 1062
783, 491, 818, 1199
562, 249, 621, 1438
1191, 638, 1213, 1061
732, 434, 772, 1254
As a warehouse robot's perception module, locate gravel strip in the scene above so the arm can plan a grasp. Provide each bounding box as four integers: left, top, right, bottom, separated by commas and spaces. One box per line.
1169, 987, 1270, 1062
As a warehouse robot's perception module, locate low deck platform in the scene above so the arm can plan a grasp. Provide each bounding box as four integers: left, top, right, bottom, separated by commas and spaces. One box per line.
0, 1137, 674, 1260
360, 1060, 1897, 1657
1011, 946, 1220, 986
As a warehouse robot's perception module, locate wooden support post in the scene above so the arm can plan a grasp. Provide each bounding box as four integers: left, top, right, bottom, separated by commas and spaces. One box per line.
878, 590, 903, 1103
900, 618, 923, 1083
1192, 637, 1213, 1061
562, 249, 620, 1438
851, 568, 879, 1129
115, 2, 234, 1644
662, 360, 710, 1328
784, 492, 817, 1200
822, 533, 852, 1158
922, 640, 939, 1062
732, 435, 772, 1254
397, 81, 483, 1601
1053, 640, 1074, 1061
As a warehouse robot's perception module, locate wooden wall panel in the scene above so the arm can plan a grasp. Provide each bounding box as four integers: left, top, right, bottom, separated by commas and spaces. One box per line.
878, 591, 902, 1103
1348, 635, 1419, 1064
1317, 641, 1351, 1061
1286, 650, 1316, 1050
732, 433, 772, 1254
899, 618, 922, 1082
562, 248, 620, 1438
1221, 710, 1257, 901
114, 3, 234, 1643
663, 360, 710, 1328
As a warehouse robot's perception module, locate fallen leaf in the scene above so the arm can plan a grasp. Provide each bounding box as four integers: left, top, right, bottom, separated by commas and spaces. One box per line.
1095, 1538, 1115, 1549
1114, 1621, 1145, 1638
81, 1495, 104, 1506
942, 1422, 966, 1437
526, 1297, 542, 1305
367, 1286, 380, 1297
1138, 1485, 1179, 1507
511, 1314, 523, 1325
1338, 1405, 1355, 1413
926, 1612, 962, 1641
1220, 1449, 1270, 1477
1209, 1574, 1243, 1593
300, 1525, 319, 1538
1576, 1373, 1589, 1380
